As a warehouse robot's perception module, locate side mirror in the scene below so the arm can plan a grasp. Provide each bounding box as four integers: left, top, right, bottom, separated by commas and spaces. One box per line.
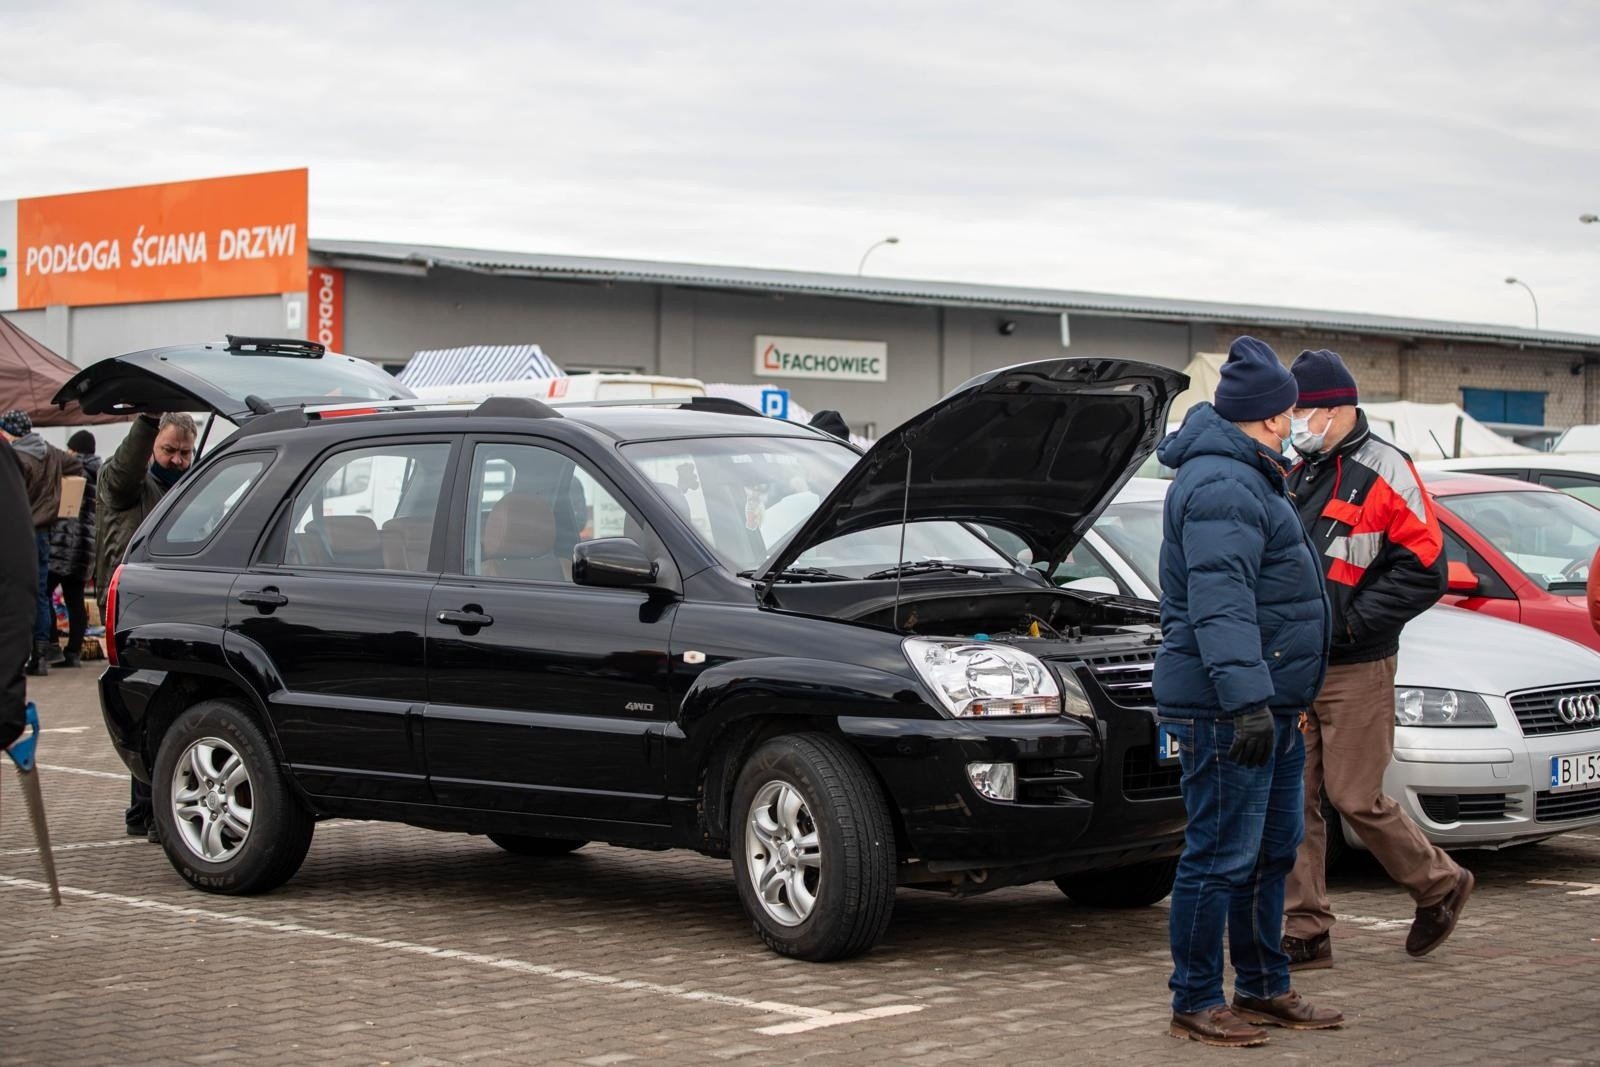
573, 537, 660, 590
1446, 560, 1480, 595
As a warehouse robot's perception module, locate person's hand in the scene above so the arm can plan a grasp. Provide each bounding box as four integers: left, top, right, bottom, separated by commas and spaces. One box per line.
1228, 706, 1275, 767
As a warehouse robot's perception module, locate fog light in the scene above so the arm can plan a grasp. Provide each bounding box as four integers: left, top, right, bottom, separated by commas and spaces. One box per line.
968, 761, 1016, 801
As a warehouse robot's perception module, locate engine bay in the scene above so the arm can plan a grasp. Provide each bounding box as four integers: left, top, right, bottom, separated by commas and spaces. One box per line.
769, 576, 1161, 651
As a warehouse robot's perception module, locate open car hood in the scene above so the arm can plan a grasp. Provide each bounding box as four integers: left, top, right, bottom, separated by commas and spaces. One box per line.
761, 357, 1186, 579
52, 337, 413, 423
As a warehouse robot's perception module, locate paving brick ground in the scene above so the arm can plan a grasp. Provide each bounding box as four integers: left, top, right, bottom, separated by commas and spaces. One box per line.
2, 668, 1597, 1065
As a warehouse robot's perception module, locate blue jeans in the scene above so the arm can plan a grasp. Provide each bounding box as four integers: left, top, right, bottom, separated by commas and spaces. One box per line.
33, 531, 51, 643
1166, 715, 1306, 1014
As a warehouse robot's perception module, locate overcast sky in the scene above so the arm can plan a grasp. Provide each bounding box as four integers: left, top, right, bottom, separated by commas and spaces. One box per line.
6, 1, 1599, 334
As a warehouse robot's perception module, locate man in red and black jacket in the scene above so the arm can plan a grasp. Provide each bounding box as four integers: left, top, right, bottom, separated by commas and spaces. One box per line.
1281, 349, 1473, 971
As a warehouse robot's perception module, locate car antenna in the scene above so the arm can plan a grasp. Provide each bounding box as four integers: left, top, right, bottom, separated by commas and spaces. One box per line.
891, 449, 913, 631
1427, 428, 1450, 459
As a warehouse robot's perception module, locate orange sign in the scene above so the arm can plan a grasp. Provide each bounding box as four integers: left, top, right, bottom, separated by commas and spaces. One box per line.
10, 169, 307, 310
308, 266, 344, 351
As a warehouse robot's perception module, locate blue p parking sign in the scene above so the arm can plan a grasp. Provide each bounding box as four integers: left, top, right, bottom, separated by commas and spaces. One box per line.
760, 388, 790, 419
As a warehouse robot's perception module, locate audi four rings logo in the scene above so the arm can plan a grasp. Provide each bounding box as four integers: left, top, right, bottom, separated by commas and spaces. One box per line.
1557, 694, 1600, 724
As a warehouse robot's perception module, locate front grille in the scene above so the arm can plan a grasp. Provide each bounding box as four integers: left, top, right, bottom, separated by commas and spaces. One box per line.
1122, 745, 1183, 800
1083, 649, 1157, 707
1417, 793, 1520, 823
1014, 757, 1085, 806
1535, 788, 1600, 822
1508, 684, 1600, 736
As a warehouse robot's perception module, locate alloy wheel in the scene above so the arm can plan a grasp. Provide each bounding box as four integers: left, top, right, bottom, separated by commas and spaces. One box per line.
744, 780, 822, 926
170, 736, 254, 862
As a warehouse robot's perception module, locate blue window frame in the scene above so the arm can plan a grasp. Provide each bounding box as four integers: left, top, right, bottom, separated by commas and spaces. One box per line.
1461, 388, 1545, 426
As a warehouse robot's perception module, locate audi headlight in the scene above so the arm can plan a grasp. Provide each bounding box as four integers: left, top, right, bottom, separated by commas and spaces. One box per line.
904, 638, 1089, 718
1394, 688, 1495, 728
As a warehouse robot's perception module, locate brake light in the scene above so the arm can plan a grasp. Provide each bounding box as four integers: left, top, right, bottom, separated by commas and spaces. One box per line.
316, 406, 380, 419
104, 564, 123, 667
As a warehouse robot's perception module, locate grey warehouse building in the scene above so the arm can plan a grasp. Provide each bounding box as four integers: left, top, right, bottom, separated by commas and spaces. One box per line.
10, 236, 1600, 437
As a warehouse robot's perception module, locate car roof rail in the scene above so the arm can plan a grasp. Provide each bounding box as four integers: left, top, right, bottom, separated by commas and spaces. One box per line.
550, 396, 766, 418
234, 408, 310, 437
225, 335, 327, 358
472, 396, 561, 419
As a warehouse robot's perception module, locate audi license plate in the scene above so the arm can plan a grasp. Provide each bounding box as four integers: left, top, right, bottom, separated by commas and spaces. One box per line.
1156, 724, 1182, 767
1550, 750, 1600, 793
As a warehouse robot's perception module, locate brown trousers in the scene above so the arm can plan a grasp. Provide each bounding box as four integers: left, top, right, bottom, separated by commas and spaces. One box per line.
1284, 656, 1461, 939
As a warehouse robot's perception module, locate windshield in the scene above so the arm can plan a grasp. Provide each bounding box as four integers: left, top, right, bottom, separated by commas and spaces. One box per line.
161, 349, 412, 405
621, 435, 1011, 576
1442, 491, 1600, 592
1094, 499, 1165, 593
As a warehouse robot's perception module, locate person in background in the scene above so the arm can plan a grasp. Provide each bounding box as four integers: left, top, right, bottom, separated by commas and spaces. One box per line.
1282, 349, 1469, 969
808, 409, 851, 441
0, 432, 37, 753
97, 411, 197, 841
46, 430, 101, 668
1153, 337, 1341, 1048
0, 410, 85, 677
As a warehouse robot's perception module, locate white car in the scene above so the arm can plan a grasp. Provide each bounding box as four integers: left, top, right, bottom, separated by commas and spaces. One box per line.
1062, 478, 1600, 854
1419, 454, 1600, 508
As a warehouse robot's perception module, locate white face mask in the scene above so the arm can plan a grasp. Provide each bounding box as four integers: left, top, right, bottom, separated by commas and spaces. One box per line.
1290, 411, 1331, 455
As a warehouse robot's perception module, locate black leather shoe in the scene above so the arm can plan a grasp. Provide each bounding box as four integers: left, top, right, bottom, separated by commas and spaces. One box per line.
44, 643, 66, 666
1169, 1006, 1270, 1047
1283, 932, 1333, 971
1407, 867, 1475, 957
126, 822, 150, 837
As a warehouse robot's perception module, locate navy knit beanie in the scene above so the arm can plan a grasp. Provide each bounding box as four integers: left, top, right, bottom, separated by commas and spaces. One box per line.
1290, 349, 1359, 409
1213, 336, 1298, 422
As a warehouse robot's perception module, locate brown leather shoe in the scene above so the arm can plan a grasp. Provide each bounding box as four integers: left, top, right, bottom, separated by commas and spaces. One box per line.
1233, 989, 1344, 1030
1282, 932, 1333, 971
1406, 867, 1475, 958
1169, 1006, 1270, 1047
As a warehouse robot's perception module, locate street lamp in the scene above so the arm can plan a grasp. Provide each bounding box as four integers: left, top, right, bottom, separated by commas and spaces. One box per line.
856, 236, 900, 275
1505, 276, 1540, 330
1582, 213, 1599, 224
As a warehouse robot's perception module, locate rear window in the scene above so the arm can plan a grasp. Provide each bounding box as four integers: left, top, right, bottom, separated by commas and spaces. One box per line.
150, 452, 272, 555
159, 349, 411, 406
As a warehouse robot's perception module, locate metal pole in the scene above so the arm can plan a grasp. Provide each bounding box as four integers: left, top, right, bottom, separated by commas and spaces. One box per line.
1505, 277, 1540, 329
856, 237, 900, 275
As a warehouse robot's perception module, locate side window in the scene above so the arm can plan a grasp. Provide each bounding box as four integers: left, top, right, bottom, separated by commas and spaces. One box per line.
151, 453, 271, 555
1055, 543, 1126, 592
1441, 527, 1514, 599
1537, 473, 1600, 509
282, 443, 451, 572
466, 442, 651, 582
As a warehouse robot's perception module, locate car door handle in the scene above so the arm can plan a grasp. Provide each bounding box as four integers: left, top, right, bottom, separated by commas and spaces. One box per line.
237, 587, 289, 609
437, 607, 494, 629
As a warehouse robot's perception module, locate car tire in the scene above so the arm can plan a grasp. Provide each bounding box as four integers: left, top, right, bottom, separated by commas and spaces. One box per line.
152, 698, 314, 895
730, 733, 896, 961
1054, 857, 1179, 908
487, 834, 587, 856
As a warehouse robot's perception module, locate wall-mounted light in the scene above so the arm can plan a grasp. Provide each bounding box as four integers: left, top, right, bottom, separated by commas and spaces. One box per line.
998, 319, 1017, 336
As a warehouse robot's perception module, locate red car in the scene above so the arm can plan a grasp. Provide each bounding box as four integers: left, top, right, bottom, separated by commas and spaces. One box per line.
1425, 470, 1600, 651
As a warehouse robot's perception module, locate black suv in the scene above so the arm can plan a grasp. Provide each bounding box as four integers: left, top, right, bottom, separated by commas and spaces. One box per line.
60, 339, 1189, 961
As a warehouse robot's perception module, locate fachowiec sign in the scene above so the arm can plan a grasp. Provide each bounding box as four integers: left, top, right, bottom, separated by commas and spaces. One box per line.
0, 169, 307, 311
754, 335, 887, 382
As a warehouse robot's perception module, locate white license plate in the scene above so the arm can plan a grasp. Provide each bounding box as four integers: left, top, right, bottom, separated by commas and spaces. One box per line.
1157, 724, 1182, 766
1550, 750, 1600, 793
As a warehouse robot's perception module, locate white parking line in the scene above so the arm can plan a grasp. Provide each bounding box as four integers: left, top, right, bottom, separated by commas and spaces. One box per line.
1530, 879, 1600, 897
39, 763, 126, 780
0, 875, 924, 1034
41, 727, 90, 734
0, 838, 144, 858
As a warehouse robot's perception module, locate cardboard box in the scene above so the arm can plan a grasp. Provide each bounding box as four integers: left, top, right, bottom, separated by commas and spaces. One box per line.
58, 475, 85, 519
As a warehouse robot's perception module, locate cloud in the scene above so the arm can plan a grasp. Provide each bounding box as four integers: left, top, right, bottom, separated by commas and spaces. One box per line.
3, 0, 1598, 332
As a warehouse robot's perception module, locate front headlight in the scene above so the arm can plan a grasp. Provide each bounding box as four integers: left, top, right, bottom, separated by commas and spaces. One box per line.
1393, 687, 1496, 728
904, 638, 1090, 718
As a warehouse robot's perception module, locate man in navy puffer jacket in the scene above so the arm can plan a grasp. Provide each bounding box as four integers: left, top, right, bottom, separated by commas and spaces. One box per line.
1154, 336, 1340, 1048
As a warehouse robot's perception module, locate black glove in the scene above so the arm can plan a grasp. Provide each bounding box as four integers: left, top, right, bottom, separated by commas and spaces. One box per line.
1227, 706, 1275, 767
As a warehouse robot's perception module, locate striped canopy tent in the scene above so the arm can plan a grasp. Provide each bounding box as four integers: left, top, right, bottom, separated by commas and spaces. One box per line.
397, 344, 562, 390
